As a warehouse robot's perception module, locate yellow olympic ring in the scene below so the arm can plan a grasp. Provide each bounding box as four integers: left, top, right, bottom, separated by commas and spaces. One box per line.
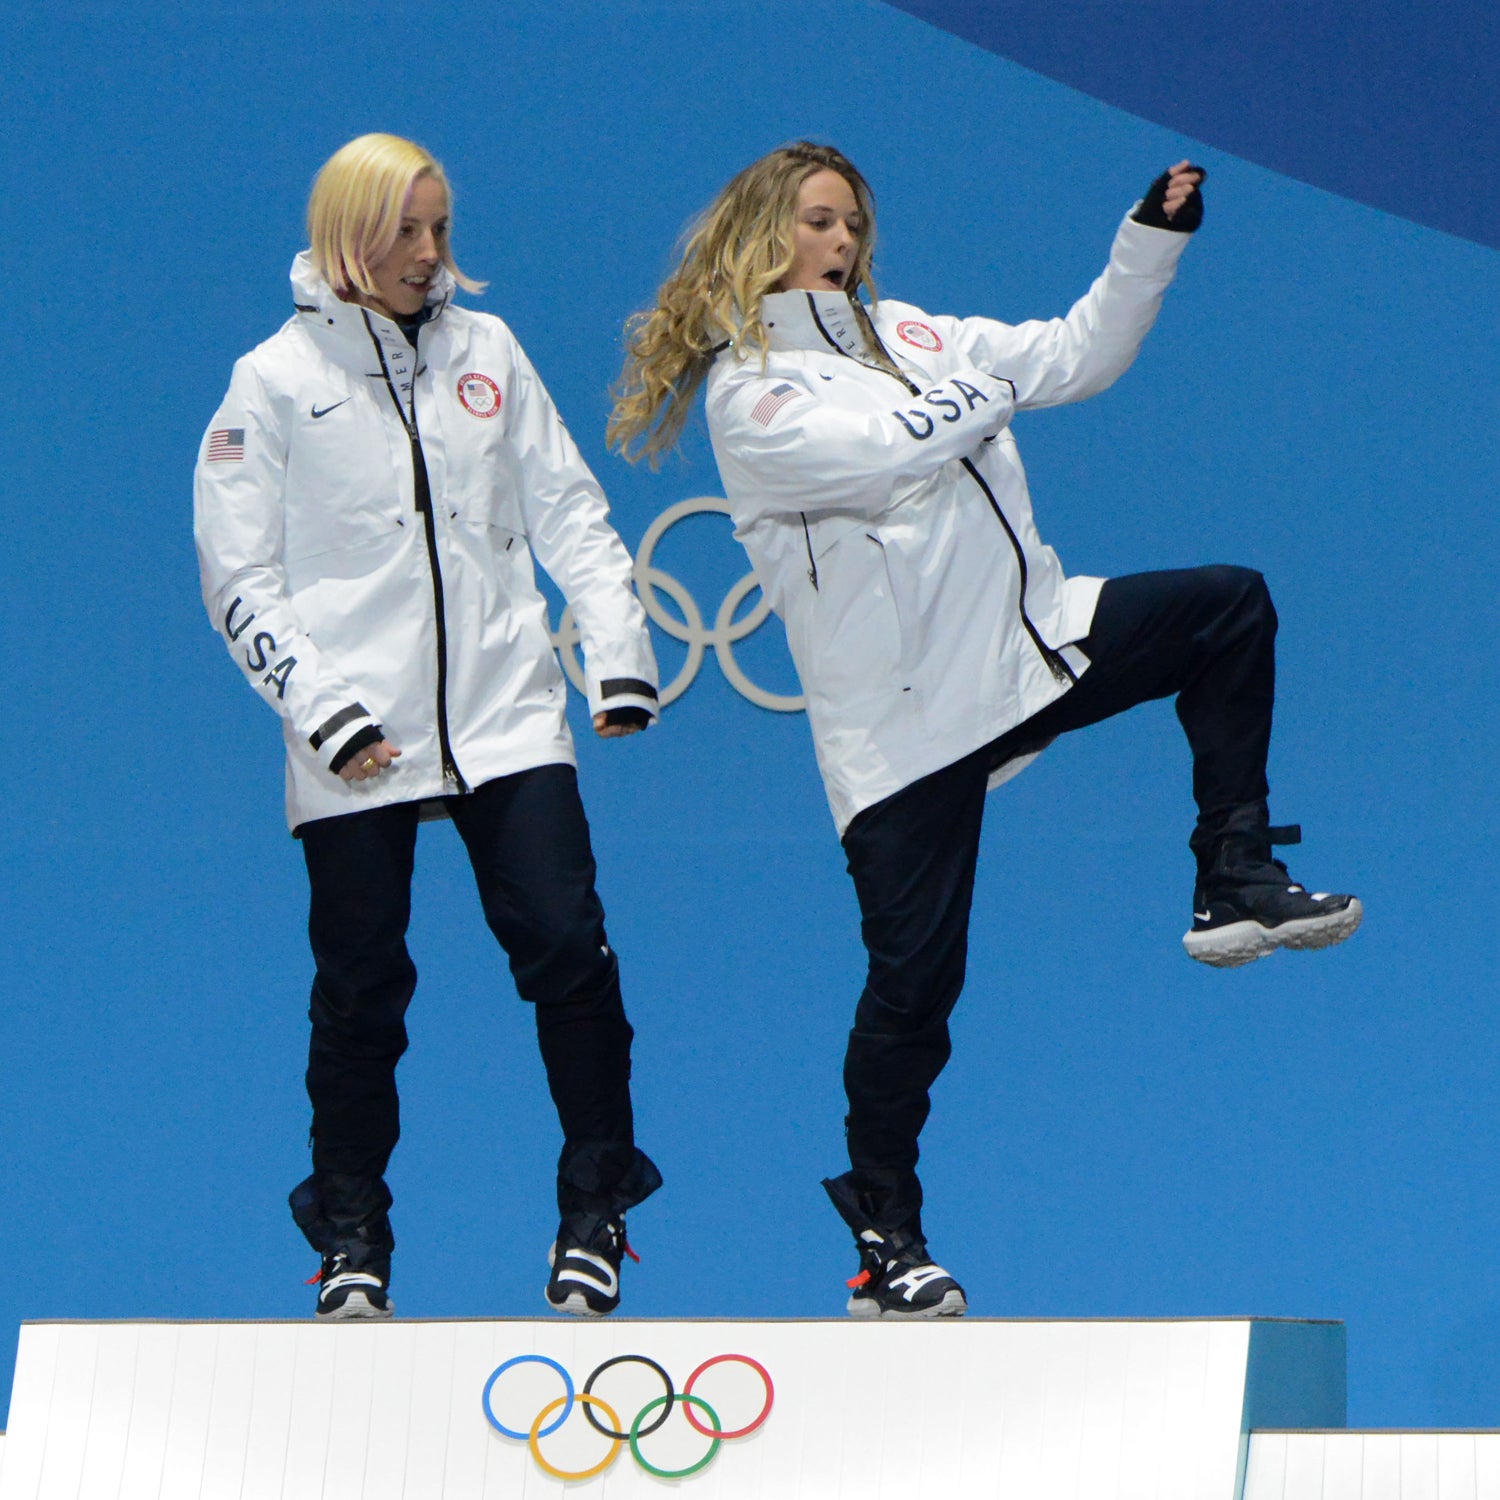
527, 1391, 623, 1483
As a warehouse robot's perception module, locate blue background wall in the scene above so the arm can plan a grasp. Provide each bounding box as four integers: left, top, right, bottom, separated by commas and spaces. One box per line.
3, 0, 1496, 1427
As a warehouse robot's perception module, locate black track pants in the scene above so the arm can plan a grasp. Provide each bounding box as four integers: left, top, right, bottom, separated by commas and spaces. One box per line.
299, 763, 638, 1218
838, 565, 1277, 1216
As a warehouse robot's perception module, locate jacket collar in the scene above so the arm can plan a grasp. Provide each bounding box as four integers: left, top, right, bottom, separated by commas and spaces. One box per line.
288, 250, 455, 345
759, 289, 867, 357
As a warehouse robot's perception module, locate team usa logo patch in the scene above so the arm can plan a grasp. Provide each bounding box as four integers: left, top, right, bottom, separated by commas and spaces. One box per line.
896, 320, 943, 353
457, 372, 502, 418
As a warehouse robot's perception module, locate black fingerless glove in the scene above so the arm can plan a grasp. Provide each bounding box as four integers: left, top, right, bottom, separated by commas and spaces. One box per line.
602, 706, 651, 731
1132, 166, 1204, 233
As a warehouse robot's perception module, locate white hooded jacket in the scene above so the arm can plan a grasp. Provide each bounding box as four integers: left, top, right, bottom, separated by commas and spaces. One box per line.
195, 255, 658, 831
707, 214, 1189, 835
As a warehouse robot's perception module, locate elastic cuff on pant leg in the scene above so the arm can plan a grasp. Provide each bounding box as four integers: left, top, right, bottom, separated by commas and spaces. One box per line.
821, 1168, 924, 1239
556, 1142, 663, 1218
1190, 800, 1271, 865
289, 1172, 395, 1268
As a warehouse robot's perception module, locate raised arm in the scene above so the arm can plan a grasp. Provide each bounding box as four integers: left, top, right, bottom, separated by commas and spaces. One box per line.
939, 162, 1205, 411
709, 365, 1016, 526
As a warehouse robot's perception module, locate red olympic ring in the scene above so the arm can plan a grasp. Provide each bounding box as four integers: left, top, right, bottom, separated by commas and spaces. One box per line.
682, 1353, 775, 1440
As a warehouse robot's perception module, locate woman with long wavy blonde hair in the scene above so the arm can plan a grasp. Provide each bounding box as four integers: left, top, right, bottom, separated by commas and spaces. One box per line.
608, 142, 881, 464
611, 140, 1361, 1321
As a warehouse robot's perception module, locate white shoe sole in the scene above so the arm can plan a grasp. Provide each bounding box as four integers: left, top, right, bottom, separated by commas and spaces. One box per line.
316, 1290, 393, 1321
543, 1240, 616, 1317
1183, 897, 1363, 968
847, 1287, 967, 1320
544, 1288, 612, 1318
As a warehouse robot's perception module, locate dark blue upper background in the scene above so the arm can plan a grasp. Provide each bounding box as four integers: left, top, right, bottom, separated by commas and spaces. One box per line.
885, 0, 1500, 249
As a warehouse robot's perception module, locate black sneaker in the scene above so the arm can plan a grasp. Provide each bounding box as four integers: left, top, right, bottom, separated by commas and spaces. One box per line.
311, 1250, 393, 1320
290, 1172, 395, 1322
1184, 824, 1362, 968
845, 1223, 967, 1320
544, 1213, 638, 1317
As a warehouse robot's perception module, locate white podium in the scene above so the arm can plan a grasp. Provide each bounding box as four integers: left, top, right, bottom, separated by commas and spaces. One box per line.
0, 1316, 1347, 1498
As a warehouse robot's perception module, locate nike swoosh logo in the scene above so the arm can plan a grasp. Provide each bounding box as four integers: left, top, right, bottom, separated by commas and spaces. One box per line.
1195, 911, 1213, 923
311, 399, 351, 419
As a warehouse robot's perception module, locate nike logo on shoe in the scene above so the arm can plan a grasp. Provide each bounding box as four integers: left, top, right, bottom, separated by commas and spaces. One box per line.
311, 399, 351, 419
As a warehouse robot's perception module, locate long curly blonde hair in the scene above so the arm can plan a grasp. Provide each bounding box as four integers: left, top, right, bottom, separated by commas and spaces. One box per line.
608, 142, 879, 465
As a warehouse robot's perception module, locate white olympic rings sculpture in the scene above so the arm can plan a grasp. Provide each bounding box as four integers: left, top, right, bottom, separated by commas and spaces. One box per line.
549, 496, 806, 714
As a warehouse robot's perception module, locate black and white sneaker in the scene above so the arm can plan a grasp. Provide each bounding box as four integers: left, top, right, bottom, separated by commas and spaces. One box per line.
544, 1213, 638, 1318
1184, 824, 1362, 968
311, 1251, 393, 1321
845, 1224, 967, 1320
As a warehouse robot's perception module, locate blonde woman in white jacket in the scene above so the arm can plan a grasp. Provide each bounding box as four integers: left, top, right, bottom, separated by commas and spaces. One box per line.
196, 134, 661, 1321
611, 141, 1359, 1319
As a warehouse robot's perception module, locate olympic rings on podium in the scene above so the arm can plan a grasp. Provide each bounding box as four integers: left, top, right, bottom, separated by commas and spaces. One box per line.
481, 1349, 774, 1481
548, 495, 807, 713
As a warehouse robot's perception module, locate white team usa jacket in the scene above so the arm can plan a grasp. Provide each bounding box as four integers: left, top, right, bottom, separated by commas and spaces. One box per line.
195, 254, 657, 831
707, 213, 1190, 835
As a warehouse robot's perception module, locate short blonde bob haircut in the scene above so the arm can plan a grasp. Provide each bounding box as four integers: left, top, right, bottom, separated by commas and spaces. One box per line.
609, 142, 879, 466
307, 133, 484, 300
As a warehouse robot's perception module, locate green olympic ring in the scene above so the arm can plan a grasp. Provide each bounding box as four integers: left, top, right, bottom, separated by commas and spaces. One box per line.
630, 1393, 721, 1479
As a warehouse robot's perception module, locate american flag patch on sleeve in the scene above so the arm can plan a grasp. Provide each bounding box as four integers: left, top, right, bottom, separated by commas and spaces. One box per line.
750, 383, 800, 428
207, 428, 245, 462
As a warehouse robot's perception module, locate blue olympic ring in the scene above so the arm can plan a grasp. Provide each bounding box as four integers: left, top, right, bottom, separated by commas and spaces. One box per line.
481, 1354, 573, 1440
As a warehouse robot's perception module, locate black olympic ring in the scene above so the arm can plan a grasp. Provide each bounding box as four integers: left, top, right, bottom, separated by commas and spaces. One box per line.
583, 1353, 674, 1439
481, 1350, 774, 1481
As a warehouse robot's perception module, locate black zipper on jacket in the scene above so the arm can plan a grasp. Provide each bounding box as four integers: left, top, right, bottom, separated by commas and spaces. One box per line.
801, 513, 819, 589
805, 294, 1075, 685
957, 456, 1075, 684
362, 311, 469, 792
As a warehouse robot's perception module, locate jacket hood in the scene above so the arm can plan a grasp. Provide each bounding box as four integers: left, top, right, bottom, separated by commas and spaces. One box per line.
759, 288, 868, 357
288, 250, 455, 338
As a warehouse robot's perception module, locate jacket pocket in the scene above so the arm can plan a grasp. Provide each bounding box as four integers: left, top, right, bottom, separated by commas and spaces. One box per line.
454, 520, 535, 619
794, 519, 903, 715
439, 414, 523, 529
282, 407, 404, 561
